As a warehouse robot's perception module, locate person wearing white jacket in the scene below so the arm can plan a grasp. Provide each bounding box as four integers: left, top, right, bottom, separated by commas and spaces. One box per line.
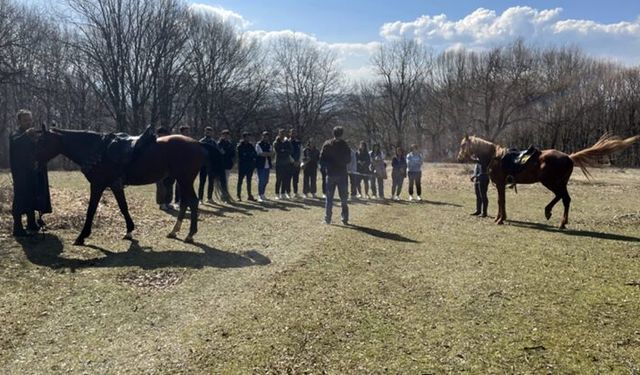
406, 144, 424, 201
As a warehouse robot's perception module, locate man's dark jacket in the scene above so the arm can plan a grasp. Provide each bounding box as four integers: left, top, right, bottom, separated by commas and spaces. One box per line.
218, 138, 236, 170
9, 129, 52, 215
320, 138, 351, 177
237, 140, 257, 171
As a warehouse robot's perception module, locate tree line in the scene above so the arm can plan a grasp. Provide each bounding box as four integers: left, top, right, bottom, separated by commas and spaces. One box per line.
1, 0, 639, 168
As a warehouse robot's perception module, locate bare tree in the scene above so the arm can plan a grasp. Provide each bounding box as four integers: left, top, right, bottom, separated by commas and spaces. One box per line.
372, 39, 431, 147
271, 34, 343, 138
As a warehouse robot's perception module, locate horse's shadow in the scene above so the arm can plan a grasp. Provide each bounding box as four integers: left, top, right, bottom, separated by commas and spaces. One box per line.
508, 220, 640, 243
15, 234, 271, 271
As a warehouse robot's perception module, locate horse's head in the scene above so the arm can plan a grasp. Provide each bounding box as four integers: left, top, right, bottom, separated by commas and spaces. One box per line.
34, 124, 63, 165
457, 134, 473, 162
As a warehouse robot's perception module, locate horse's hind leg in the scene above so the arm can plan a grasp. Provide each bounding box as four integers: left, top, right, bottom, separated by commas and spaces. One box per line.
495, 183, 506, 225
168, 203, 187, 239
560, 188, 571, 229
185, 198, 198, 244
111, 187, 135, 240
75, 184, 106, 246
544, 194, 562, 220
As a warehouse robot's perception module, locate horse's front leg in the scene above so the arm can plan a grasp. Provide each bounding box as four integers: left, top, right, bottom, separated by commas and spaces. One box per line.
111, 187, 135, 240
495, 183, 506, 225
75, 184, 106, 246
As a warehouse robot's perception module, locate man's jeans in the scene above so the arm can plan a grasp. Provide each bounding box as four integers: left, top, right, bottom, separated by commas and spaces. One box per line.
257, 168, 270, 196
325, 174, 349, 224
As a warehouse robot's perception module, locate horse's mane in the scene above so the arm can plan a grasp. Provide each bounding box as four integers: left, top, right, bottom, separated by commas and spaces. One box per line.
469, 136, 504, 158
51, 128, 106, 168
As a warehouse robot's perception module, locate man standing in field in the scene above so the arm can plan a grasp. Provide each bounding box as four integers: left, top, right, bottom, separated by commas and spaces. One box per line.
198, 126, 218, 203
319, 126, 351, 225
10, 109, 51, 236
255, 131, 275, 202
289, 128, 303, 198
236, 132, 257, 201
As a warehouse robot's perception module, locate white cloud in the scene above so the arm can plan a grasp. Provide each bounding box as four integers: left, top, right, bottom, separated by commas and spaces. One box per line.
189, 3, 251, 29
380, 6, 640, 64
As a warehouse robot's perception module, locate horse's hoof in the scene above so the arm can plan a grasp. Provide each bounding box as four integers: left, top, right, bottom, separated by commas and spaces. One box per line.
123, 232, 133, 241
496, 220, 504, 225
73, 238, 85, 246
184, 236, 194, 244
167, 232, 177, 239
545, 210, 552, 220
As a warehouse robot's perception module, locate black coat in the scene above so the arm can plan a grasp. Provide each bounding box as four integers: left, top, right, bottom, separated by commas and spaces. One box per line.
218, 139, 236, 170
237, 140, 257, 171
10, 129, 52, 215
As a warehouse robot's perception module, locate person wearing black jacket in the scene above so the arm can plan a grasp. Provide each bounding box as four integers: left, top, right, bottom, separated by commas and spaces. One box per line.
198, 126, 218, 203
10, 109, 52, 236
289, 128, 303, 198
302, 140, 320, 198
218, 129, 236, 184
236, 132, 257, 201
319, 126, 351, 225
273, 128, 293, 199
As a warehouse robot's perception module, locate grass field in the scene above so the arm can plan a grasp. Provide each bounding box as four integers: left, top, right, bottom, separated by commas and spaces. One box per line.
1, 164, 639, 374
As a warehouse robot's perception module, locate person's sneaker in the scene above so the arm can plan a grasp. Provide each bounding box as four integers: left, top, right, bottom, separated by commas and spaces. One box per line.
481, 212, 488, 218
356, 194, 362, 198
394, 195, 400, 201
322, 194, 326, 199
322, 220, 331, 225
159, 204, 169, 211
248, 195, 257, 201
312, 193, 318, 199
417, 196, 422, 201
237, 195, 242, 201
285, 193, 291, 199
408, 195, 413, 201
257, 196, 264, 203
274, 195, 281, 200
470, 211, 480, 216
206, 199, 215, 204
303, 193, 308, 199
341, 219, 349, 225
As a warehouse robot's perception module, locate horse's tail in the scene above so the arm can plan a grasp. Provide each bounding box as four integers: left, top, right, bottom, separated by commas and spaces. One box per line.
569, 134, 640, 179
199, 143, 231, 201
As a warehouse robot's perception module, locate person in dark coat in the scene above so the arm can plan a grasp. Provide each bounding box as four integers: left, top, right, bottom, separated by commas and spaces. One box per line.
10, 109, 52, 236
156, 127, 176, 210
320, 126, 351, 225
236, 132, 257, 201
198, 126, 218, 203
302, 139, 320, 198
355, 141, 371, 198
391, 147, 407, 200
218, 129, 236, 182
255, 131, 275, 202
289, 128, 303, 198
273, 128, 293, 199
470, 156, 490, 217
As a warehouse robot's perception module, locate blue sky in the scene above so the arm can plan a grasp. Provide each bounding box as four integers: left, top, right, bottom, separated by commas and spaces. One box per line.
189, 0, 640, 80
200, 0, 640, 43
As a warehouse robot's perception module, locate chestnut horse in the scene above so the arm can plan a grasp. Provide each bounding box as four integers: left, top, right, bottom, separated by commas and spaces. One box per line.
34, 126, 227, 245
457, 134, 639, 229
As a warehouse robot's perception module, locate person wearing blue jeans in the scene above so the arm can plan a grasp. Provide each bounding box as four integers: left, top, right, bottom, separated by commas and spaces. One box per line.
320, 126, 352, 225
255, 131, 275, 202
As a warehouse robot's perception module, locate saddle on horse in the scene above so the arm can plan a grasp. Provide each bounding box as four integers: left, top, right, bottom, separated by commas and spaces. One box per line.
101, 125, 156, 187
501, 146, 541, 183
104, 125, 156, 166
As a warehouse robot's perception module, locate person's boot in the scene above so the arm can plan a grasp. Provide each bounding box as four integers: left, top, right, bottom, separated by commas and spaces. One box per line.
26, 213, 40, 232
13, 218, 29, 237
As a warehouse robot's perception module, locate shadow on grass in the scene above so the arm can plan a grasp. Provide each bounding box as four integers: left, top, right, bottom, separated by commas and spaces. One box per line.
337, 224, 421, 243
508, 220, 640, 243
16, 234, 271, 271
422, 199, 463, 207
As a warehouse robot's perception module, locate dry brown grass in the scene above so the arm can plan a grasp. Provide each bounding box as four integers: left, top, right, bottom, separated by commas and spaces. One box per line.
0, 166, 639, 373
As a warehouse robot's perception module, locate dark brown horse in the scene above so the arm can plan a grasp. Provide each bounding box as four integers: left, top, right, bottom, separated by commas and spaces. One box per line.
457, 134, 639, 229
34, 126, 227, 245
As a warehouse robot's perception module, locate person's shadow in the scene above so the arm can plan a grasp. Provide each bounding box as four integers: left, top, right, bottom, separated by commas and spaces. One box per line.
337, 224, 421, 243
15, 234, 271, 271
